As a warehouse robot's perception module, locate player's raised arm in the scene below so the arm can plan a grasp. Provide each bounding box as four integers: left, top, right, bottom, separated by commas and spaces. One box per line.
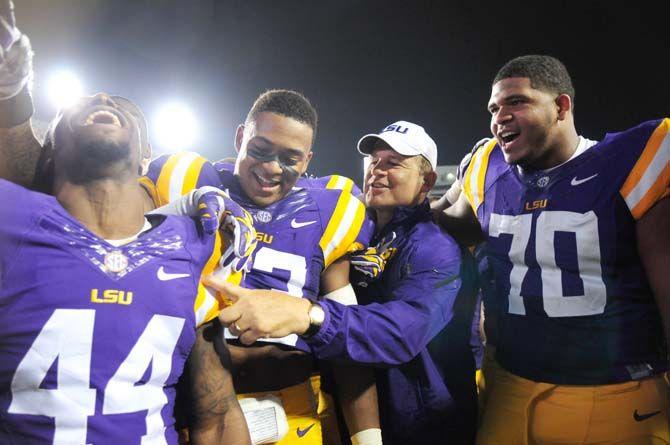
184, 320, 251, 445
0, 0, 41, 187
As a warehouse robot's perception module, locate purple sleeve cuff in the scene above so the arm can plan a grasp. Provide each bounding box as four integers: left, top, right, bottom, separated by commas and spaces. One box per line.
305, 298, 339, 347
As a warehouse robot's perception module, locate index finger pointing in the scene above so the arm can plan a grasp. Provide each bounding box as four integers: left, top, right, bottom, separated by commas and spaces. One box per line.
202, 274, 245, 303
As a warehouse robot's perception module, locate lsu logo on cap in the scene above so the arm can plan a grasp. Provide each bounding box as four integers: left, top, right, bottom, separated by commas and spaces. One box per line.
382, 123, 409, 134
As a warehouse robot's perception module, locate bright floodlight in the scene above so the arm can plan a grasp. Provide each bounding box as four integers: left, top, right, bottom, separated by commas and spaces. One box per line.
153, 103, 198, 151
48, 70, 84, 110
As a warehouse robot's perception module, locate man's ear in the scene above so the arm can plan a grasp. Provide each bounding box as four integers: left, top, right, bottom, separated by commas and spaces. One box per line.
234, 125, 245, 152
422, 170, 437, 194
556, 94, 572, 121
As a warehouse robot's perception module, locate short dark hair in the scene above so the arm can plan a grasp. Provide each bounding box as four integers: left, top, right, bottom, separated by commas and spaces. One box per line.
246, 89, 318, 141
493, 55, 575, 103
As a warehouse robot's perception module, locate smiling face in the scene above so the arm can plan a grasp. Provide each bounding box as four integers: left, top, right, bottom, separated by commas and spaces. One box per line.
234, 111, 314, 207
51, 93, 144, 183
363, 141, 433, 212
488, 77, 567, 169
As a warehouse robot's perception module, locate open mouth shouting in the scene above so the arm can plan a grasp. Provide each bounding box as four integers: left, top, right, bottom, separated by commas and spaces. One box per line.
497, 129, 520, 150
73, 105, 128, 130
84, 109, 122, 127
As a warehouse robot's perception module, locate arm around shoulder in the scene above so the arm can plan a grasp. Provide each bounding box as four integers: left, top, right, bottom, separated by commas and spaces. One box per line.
438, 191, 484, 246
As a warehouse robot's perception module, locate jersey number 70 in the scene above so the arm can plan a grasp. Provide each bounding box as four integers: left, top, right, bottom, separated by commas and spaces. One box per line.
489, 210, 607, 317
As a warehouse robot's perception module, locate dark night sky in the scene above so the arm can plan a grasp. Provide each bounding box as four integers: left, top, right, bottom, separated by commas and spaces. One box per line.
18, 0, 670, 184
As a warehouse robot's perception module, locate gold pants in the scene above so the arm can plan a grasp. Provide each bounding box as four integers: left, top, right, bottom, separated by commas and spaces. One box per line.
477, 366, 670, 445
237, 375, 342, 445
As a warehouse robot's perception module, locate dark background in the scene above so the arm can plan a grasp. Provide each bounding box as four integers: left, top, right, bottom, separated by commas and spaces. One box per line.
18, 0, 670, 183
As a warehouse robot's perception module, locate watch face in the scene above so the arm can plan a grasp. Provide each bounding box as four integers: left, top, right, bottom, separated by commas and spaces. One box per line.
301, 303, 325, 338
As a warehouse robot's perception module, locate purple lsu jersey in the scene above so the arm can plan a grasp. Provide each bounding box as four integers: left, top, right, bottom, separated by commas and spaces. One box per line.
0, 179, 223, 445
462, 119, 670, 385
143, 153, 373, 352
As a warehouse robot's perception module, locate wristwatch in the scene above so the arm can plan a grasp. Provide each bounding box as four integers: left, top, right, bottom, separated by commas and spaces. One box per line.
301, 302, 325, 338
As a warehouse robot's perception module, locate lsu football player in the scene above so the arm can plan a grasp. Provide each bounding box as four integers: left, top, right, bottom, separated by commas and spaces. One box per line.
0, 3, 251, 443
141, 90, 382, 445
443, 55, 670, 444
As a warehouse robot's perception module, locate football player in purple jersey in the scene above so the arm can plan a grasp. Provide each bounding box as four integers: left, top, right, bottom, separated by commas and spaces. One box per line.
0, 3, 250, 444
438, 55, 670, 444
142, 91, 381, 445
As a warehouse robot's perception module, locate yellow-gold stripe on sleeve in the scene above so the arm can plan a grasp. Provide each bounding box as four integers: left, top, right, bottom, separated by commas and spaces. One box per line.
621, 118, 670, 220
194, 233, 243, 326
326, 175, 340, 189
326, 175, 355, 194
181, 156, 207, 196
462, 139, 497, 214
156, 153, 189, 205
202, 231, 223, 276
194, 283, 220, 327
155, 152, 202, 204
319, 191, 366, 267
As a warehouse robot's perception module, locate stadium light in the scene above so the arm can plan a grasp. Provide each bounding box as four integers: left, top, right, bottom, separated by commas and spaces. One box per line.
153, 102, 198, 152
47, 70, 84, 110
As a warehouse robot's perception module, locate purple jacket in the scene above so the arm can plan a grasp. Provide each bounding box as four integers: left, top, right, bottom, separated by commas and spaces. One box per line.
307, 201, 478, 444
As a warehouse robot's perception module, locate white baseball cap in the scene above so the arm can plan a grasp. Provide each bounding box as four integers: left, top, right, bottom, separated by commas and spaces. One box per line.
357, 120, 437, 170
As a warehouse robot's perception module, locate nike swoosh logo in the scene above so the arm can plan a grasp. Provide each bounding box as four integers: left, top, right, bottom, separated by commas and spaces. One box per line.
570, 173, 598, 186
291, 219, 317, 229
633, 409, 661, 422
296, 423, 315, 438
157, 266, 190, 281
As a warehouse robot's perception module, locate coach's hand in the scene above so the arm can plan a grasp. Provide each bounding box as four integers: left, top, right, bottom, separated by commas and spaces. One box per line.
204, 275, 311, 345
